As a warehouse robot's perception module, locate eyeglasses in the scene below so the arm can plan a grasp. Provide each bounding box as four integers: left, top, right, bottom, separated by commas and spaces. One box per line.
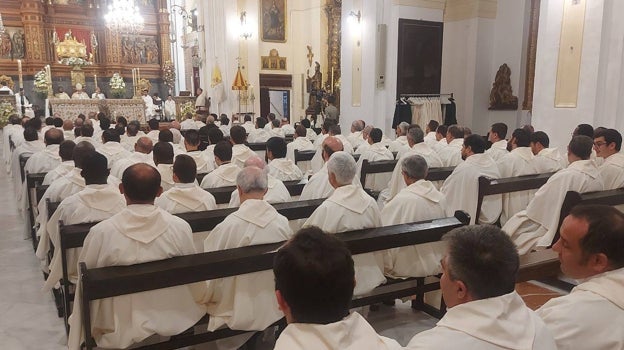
593, 141, 607, 147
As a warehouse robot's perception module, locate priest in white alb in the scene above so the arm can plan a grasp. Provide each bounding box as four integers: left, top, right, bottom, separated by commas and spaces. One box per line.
381, 154, 447, 278
152, 141, 175, 191
11, 126, 44, 193
23, 128, 63, 174
247, 117, 272, 143
355, 127, 394, 192
230, 126, 256, 168
303, 151, 386, 296
502, 136, 605, 254
286, 125, 315, 173
484, 122, 509, 162
97, 129, 130, 170
228, 156, 291, 207
593, 128, 624, 189
537, 205, 624, 350
67, 163, 206, 350
346, 119, 366, 151
183, 129, 213, 174
406, 225, 557, 349
202, 166, 293, 334
266, 137, 304, 182
120, 121, 144, 151
388, 122, 409, 153
436, 125, 464, 167
423, 120, 439, 144
200, 141, 241, 189
441, 134, 502, 225
299, 136, 343, 200
530, 131, 564, 173
70, 83, 90, 100
42, 140, 75, 185
273, 227, 402, 350
111, 137, 154, 179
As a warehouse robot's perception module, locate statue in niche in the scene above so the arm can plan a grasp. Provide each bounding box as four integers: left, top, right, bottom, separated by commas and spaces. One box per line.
306, 61, 324, 118
0, 32, 12, 58
145, 38, 159, 64
489, 63, 518, 110
12, 30, 25, 58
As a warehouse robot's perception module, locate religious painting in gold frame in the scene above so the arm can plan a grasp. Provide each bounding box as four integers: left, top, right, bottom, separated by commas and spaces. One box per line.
260, 0, 287, 43
261, 49, 287, 71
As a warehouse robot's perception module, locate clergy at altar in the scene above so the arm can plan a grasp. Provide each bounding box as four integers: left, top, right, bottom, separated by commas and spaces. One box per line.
67, 163, 205, 350
530, 131, 564, 173
230, 125, 256, 168
111, 137, 154, 179
273, 227, 402, 350
247, 117, 272, 143
537, 205, 624, 349
497, 128, 538, 225
91, 86, 105, 99
42, 140, 75, 185
0, 80, 13, 94
40, 152, 126, 291
164, 95, 176, 120
436, 125, 464, 167
153, 141, 175, 191
229, 156, 291, 207
593, 128, 624, 189
201, 166, 292, 334
382, 155, 447, 278
200, 141, 241, 189
388, 122, 409, 153
266, 137, 304, 182
285, 125, 315, 166
485, 123, 509, 162
55, 86, 70, 99
502, 135, 604, 255
303, 151, 386, 296
155, 154, 216, 213
406, 225, 557, 349
183, 129, 213, 174
15, 88, 34, 117
98, 129, 131, 169
141, 89, 156, 117
355, 127, 394, 192
424, 120, 439, 144
441, 134, 501, 225
299, 136, 343, 200
71, 83, 90, 100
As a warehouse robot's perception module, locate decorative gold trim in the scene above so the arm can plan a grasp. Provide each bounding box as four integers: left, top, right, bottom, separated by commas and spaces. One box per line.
522, 0, 540, 111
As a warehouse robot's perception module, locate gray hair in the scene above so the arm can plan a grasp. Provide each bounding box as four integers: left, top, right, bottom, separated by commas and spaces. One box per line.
407, 126, 424, 144
327, 151, 356, 186
236, 166, 268, 193
401, 154, 428, 180
352, 120, 365, 132
398, 122, 410, 134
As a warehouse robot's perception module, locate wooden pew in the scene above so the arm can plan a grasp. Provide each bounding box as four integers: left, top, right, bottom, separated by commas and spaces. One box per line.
25, 172, 47, 249
205, 180, 305, 205
56, 198, 326, 331
359, 159, 397, 188
77, 212, 469, 350
18, 154, 29, 183
475, 172, 556, 225
294, 149, 315, 165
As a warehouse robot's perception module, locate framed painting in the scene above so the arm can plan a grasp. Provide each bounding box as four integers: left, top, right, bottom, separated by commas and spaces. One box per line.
261, 0, 287, 42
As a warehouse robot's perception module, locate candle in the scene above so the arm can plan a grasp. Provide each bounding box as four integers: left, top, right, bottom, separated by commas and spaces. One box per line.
17, 60, 23, 88
94, 74, 97, 87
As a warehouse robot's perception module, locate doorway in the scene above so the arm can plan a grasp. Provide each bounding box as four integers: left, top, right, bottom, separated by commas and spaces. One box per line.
259, 74, 292, 120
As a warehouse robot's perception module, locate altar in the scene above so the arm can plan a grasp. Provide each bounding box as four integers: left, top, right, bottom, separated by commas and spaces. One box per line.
49, 98, 146, 124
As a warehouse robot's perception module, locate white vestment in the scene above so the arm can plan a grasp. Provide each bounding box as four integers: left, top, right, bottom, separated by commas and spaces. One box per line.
11, 140, 45, 197
299, 163, 334, 200
232, 144, 255, 168
91, 92, 106, 100
97, 141, 131, 169
155, 182, 217, 214
200, 163, 241, 188
270, 127, 285, 138
73, 136, 99, 147
313, 133, 329, 149
286, 137, 315, 173
281, 124, 295, 135
146, 130, 160, 143
485, 139, 508, 162
186, 150, 214, 174
164, 100, 176, 119
142, 95, 155, 116
110, 153, 154, 179
3, 124, 20, 167
201, 144, 218, 172
274, 312, 402, 350
436, 138, 464, 167
202, 199, 292, 331
407, 291, 557, 350
311, 136, 354, 173
56, 92, 70, 100
335, 135, 354, 154
424, 131, 437, 144
598, 152, 624, 189
303, 184, 386, 295
42, 160, 74, 185
63, 130, 75, 141
267, 158, 303, 182
0, 85, 14, 95
219, 125, 230, 137
502, 160, 604, 254
241, 121, 254, 134
71, 91, 90, 100
180, 118, 198, 130
347, 131, 365, 150
24, 144, 61, 173
120, 134, 140, 151
228, 175, 291, 207
247, 128, 272, 143
155, 163, 175, 191
441, 153, 502, 224
533, 148, 564, 173
67, 205, 205, 350
537, 267, 624, 350
496, 147, 539, 225
381, 180, 447, 278
39, 184, 126, 291
388, 135, 408, 153
356, 143, 394, 191
306, 128, 318, 142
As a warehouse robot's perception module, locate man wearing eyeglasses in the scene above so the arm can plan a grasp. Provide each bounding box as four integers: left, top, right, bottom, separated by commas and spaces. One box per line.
593, 128, 624, 190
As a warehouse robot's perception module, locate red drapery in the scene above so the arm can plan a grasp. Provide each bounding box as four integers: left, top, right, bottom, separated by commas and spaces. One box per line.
55, 27, 93, 56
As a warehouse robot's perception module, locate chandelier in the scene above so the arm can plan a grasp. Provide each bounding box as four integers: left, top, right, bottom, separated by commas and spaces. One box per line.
104, 0, 144, 35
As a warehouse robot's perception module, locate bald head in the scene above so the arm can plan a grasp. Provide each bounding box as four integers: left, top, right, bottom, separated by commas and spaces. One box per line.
135, 136, 153, 154
322, 136, 344, 162
244, 156, 267, 170
351, 120, 365, 133
63, 119, 73, 131
44, 128, 64, 145
121, 163, 162, 204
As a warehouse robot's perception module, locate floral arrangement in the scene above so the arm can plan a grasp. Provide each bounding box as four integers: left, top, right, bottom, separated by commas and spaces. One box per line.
109, 73, 126, 99
34, 69, 50, 98
163, 61, 176, 90
58, 57, 93, 67
0, 101, 16, 129
180, 101, 195, 117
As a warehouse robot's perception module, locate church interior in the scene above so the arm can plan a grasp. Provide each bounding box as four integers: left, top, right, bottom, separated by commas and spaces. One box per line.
1, 0, 624, 349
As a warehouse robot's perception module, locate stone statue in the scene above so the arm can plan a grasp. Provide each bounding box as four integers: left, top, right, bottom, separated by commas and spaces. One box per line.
12, 30, 25, 58
489, 63, 518, 110
0, 32, 12, 57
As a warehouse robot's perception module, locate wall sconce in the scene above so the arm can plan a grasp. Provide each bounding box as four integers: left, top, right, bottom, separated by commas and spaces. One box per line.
240, 11, 252, 40
348, 10, 361, 23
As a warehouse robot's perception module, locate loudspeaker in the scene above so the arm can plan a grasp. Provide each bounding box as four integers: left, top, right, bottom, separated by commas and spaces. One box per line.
376, 24, 387, 90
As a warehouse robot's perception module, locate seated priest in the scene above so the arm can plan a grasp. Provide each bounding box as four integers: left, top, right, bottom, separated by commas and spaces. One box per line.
230, 125, 256, 168
273, 227, 402, 350
41, 152, 126, 291
502, 136, 604, 255
285, 125, 315, 169
593, 128, 624, 189
111, 136, 154, 179
73, 123, 98, 147
201, 166, 292, 336
530, 131, 564, 173
484, 122, 509, 162
228, 156, 290, 207
406, 225, 557, 349
300, 118, 318, 142
436, 125, 464, 167
11, 126, 43, 198
347, 119, 366, 151
201, 128, 225, 171
355, 127, 394, 192
23, 128, 64, 174
299, 136, 343, 200
381, 155, 448, 278
97, 129, 131, 170
303, 151, 386, 296
183, 129, 213, 174
42, 140, 75, 185
200, 141, 241, 189
55, 86, 70, 99
537, 205, 624, 349
121, 120, 145, 151
247, 117, 272, 143
91, 86, 105, 99
266, 136, 304, 182
146, 118, 161, 142
71, 83, 90, 99
67, 163, 205, 350
388, 121, 409, 153
152, 141, 175, 192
